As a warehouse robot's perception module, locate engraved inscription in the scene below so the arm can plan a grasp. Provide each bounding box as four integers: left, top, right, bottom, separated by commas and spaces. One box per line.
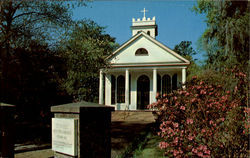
52, 118, 78, 156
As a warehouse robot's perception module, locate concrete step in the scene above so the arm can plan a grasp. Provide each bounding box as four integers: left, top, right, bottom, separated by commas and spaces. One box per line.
112, 111, 155, 122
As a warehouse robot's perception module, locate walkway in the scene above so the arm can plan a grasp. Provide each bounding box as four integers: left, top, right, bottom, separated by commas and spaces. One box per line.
15, 111, 155, 158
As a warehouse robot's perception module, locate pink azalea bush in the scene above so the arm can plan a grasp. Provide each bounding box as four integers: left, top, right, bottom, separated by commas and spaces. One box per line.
148, 69, 249, 157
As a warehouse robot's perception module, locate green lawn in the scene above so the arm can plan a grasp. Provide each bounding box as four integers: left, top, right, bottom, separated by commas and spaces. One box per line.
133, 132, 165, 158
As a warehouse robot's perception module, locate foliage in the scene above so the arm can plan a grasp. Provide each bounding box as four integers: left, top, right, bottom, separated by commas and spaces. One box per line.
0, 0, 85, 48
0, 0, 85, 119
173, 41, 201, 81
185, 55, 202, 81
148, 69, 248, 157
193, 0, 249, 72
0, 42, 71, 119
59, 20, 118, 102
173, 41, 197, 57
132, 132, 165, 158
0, 0, 84, 102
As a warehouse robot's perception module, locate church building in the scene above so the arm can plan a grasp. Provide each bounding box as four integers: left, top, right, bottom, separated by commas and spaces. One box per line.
99, 9, 190, 110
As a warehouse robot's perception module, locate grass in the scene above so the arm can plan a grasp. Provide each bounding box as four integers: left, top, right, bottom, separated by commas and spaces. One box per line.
132, 132, 165, 158
118, 124, 152, 158
118, 123, 165, 158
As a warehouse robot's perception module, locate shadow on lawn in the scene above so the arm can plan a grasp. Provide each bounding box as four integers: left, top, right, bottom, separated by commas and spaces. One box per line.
111, 121, 154, 158
15, 120, 51, 145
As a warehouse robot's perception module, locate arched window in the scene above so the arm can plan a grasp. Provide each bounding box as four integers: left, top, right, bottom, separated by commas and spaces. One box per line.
147, 31, 150, 36
135, 48, 148, 56
172, 74, 178, 91
162, 75, 171, 95
111, 75, 116, 104
117, 75, 125, 103
157, 74, 161, 96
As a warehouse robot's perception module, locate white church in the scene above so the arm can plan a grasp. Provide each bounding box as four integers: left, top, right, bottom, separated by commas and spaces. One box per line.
99, 9, 190, 110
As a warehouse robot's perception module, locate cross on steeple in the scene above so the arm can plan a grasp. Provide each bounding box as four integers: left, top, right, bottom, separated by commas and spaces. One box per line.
140, 8, 148, 18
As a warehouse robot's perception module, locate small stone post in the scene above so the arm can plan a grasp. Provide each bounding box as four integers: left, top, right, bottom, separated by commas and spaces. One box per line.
51, 101, 114, 158
0, 103, 15, 158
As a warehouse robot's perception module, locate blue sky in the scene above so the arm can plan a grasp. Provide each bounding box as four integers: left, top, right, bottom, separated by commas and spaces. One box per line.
73, 0, 207, 62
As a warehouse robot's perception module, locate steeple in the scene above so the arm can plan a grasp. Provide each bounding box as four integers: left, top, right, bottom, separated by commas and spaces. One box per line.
131, 8, 158, 38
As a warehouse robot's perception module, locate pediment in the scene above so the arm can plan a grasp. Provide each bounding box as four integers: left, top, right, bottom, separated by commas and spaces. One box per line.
107, 32, 190, 66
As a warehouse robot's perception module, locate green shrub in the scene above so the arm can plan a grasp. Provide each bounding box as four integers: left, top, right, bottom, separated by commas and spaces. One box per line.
148, 68, 248, 157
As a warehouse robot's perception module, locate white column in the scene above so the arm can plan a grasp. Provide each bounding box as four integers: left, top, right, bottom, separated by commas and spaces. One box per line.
182, 68, 186, 89
105, 74, 112, 105
152, 69, 157, 103
99, 70, 104, 104
125, 69, 129, 107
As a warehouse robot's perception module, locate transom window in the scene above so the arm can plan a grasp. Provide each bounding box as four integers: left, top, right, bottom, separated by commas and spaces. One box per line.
135, 48, 148, 56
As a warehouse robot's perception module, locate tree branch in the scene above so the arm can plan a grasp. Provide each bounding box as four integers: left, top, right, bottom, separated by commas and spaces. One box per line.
13, 11, 39, 20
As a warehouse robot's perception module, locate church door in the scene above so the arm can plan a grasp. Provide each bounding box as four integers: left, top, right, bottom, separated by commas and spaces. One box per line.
137, 75, 150, 110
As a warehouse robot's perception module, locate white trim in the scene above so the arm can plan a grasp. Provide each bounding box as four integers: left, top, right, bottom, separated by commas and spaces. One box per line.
111, 63, 189, 68
106, 66, 187, 72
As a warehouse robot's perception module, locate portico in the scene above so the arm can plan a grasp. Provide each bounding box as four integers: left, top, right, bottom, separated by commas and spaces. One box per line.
99, 11, 189, 110
99, 67, 187, 110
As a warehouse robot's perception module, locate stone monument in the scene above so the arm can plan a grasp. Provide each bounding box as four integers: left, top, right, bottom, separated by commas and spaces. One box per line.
0, 103, 15, 158
51, 101, 114, 158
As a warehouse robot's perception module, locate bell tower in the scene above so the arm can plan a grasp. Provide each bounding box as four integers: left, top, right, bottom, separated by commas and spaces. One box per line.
131, 8, 158, 38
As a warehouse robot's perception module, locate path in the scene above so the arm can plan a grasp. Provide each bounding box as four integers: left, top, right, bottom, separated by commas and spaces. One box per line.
15, 111, 155, 158
111, 111, 154, 157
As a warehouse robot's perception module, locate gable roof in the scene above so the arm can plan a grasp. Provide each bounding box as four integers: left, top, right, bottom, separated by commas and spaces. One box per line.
106, 31, 190, 66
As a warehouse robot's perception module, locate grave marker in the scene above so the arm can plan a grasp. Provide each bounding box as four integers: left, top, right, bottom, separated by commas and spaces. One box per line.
51, 101, 114, 158
52, 118, 78, 156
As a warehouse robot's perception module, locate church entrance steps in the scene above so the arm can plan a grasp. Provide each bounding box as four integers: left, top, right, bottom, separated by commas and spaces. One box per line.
111, 110, 155, 123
